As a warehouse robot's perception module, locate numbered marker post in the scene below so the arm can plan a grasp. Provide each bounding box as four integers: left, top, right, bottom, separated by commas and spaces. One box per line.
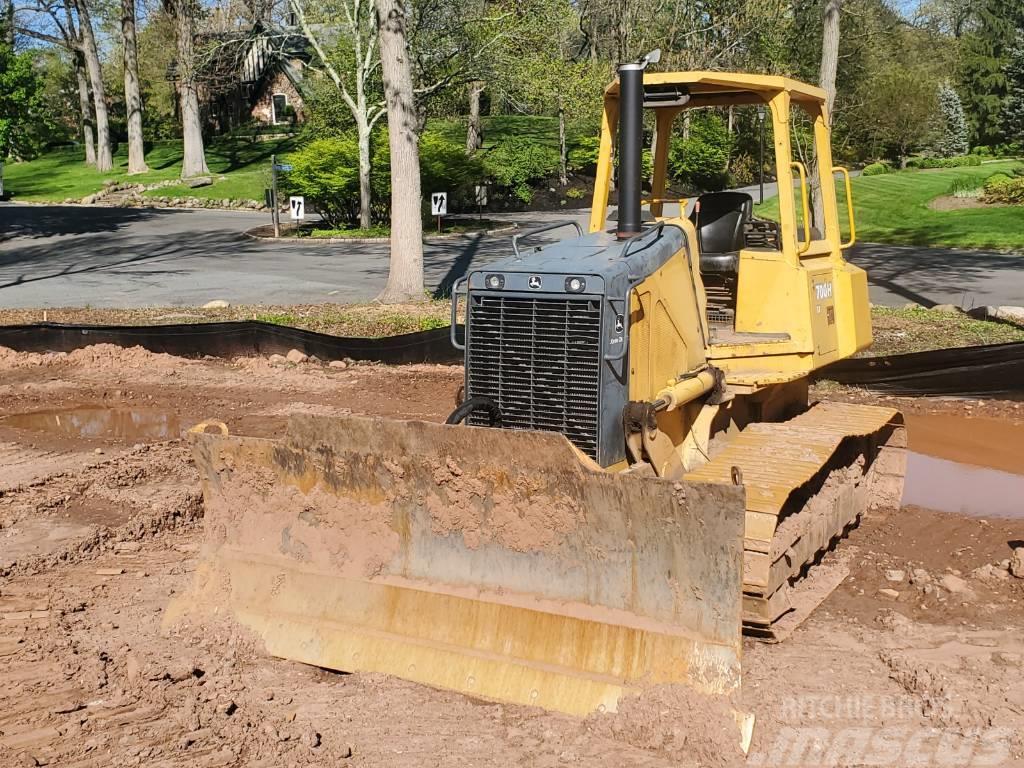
431, 192, 447, 234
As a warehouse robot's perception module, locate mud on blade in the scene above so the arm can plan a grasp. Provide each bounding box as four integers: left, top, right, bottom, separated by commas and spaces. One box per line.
169, 414, 746, 716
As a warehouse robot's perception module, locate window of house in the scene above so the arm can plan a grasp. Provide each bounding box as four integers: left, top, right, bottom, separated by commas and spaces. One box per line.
272, 94, 288, 124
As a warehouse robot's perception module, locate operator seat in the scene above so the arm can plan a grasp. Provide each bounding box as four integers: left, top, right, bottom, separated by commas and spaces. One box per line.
689, 192, 754, 274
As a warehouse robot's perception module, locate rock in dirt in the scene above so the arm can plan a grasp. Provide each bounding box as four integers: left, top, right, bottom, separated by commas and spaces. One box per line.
268, 354, 287, 366
931, 304, 963, 314
1011, 548, 1024, 579
992, 651, 1022, 667
971, 563, 1010, 583
940, 573, 974, 596
202, 300, 230, 309
329, 360, 348, 370
186, 176, 213, 188
910, 568, 931, 585
884, 569, 906, 583
877, 588, 900, 601
286, 349, 309, 364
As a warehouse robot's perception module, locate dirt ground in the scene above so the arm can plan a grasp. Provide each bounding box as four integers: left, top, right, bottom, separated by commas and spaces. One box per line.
1, 345, 1022, 768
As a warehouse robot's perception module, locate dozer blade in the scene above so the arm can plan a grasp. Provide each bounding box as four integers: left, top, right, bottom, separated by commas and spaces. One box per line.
168, 414, 746, 716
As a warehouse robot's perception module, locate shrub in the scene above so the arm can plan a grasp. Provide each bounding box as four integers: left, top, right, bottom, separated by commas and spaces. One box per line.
729, 153, 759, 187
567, 135, 601, 174
983, 172, 1012, 188
905, 155, 982, 169
419, 131, 484, 209
483, 137, 560, 203
862, 161, 890, 176
948, 177, 981, 198
981, 176, 1024, 205
286, 130, 479, 227
668, 113, 733, 191
284, 135, 384, 228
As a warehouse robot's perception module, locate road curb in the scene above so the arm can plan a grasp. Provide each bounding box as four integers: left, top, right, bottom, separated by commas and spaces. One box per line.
242, 222, 519, 244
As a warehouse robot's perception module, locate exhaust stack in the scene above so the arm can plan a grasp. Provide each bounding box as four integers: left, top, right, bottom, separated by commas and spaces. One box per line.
616, 50, 659, 239
616, 62, 644, 238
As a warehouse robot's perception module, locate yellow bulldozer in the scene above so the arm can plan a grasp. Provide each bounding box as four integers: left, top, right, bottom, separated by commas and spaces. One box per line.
171, 56, 906, 719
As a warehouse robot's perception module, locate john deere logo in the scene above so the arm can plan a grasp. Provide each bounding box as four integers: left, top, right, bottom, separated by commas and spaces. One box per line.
614, 315, 624, 333
528, 275, 542, 290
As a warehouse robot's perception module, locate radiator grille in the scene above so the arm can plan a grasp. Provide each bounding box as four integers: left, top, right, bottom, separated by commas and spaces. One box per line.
466, 293, 603, 459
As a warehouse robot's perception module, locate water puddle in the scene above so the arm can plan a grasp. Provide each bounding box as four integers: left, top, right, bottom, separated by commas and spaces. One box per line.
902, 412, 1024, 519
2, 406, 183, 442
903, 452, 1024, 519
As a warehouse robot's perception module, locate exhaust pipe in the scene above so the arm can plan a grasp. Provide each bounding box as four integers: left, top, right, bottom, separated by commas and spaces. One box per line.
616, 50, 659, 239
616, 61, 644, 238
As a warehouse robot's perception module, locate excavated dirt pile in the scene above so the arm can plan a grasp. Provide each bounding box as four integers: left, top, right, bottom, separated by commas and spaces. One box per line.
1, 344, 1022, 767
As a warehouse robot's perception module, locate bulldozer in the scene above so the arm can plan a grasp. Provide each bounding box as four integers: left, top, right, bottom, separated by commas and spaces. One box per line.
170, 56, 906, 720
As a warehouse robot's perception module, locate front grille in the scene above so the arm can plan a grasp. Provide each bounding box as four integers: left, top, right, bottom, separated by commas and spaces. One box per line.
466, 293, 603, 459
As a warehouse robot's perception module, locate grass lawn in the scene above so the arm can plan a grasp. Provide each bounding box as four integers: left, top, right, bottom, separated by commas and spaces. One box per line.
4, 135, 295, 203
754, 161, 1024, 250
429, 114, 592, 153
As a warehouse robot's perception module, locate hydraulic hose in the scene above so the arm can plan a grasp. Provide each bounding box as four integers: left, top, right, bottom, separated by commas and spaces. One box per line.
445, 396, 503, 427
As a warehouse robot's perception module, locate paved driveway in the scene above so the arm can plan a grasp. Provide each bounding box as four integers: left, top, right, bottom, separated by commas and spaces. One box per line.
0, 203, 1021, 308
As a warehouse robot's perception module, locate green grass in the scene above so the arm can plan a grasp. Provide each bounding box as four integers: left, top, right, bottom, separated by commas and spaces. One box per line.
429, 114, 592, 153
754, 162, 1024, 250
4, 135, 295, 203
867, 306, 1024, 356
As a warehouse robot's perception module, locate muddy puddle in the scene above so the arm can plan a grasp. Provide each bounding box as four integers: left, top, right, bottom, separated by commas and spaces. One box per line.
902, 412, 1024, 519
2, 406, 184, 442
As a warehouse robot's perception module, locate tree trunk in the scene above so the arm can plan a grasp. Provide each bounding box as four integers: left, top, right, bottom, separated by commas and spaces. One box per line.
811, 0, 841, 232
357, 117, 372, 229
171, 0, 209, 178
74, 0, 112, 172
558, 99, 568, 186
374, 0, 424, 304
121, 0, 148, 174
466, 80, 483, 154
74, 51, 96, 166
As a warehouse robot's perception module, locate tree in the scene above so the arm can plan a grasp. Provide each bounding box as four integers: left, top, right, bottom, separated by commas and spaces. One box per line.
72, 0, 112, 170
121, 0, 148, 173
959, 0, 1021, 145
860, 65, 940, 166
375, 0, 423, 303
935, 82, 969, 155
0, 42, 47, 158
289, 0, 384, 229
1002, 31, 1024, 145
165, 0, 208, 177
811, 0, 840, 230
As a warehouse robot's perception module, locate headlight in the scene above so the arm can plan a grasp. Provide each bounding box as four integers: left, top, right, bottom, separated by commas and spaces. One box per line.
485, 274, 505, 290
565, 276, 587, 293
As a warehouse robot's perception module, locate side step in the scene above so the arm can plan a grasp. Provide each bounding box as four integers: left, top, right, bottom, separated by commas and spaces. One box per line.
685, 402, 906, 639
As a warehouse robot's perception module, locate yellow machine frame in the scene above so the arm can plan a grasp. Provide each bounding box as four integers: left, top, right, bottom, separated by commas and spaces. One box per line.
589, 72, 870, 395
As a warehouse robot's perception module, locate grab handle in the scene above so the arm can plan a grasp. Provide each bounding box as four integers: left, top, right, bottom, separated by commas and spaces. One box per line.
790, 161, 812, 255
833, 166, 856, 250
450, 276, 467, 350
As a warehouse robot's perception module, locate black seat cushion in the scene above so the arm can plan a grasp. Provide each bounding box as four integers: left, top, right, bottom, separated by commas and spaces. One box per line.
689, 192, 754, 273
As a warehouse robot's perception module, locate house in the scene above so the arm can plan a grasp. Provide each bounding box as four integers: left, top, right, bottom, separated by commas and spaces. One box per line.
170, 21, 312, 134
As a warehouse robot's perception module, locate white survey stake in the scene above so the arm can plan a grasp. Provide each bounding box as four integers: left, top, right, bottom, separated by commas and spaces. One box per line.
289, 196, 305, 220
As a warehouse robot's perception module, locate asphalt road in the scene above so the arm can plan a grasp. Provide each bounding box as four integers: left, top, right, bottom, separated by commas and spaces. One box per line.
0, 202, 1021, 309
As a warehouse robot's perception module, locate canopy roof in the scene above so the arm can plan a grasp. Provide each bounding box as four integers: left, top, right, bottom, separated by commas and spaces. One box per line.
603, 71, 827, 108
